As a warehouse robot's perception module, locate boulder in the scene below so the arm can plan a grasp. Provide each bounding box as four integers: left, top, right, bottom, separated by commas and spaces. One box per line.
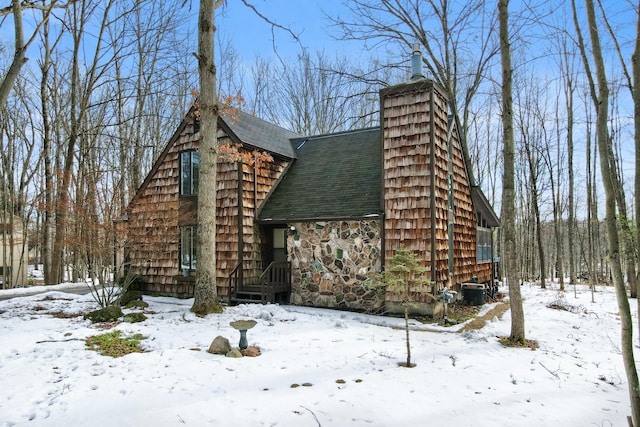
240, 346, 261, 357
207, 336, 231, 355
225, 348, 243, 358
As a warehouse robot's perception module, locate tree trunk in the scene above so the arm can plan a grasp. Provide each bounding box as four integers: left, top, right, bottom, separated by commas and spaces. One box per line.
633, 0, 640, 345
191, 0, 224, 315
40, 14, 55, 285
404, 306, 412, 367
499, 0, 525, 342
0, 1, 27, 110
563, 47, 577, 289
574, 0, 640, 422
552, 122, 564, 291
523, 132, 545, 289
0, 1, 64, 110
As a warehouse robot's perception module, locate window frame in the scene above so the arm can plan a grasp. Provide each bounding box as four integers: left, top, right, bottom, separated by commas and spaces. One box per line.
476, 226, 492, 263
180, 225, 197, 272
180, 150, 199, 196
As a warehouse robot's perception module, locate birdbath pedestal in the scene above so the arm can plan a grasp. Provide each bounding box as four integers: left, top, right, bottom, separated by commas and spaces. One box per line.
230, 320, 257, 350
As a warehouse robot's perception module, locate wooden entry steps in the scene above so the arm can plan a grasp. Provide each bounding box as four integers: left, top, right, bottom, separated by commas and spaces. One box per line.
228, 261, 291, 305
231, 284, 290, 305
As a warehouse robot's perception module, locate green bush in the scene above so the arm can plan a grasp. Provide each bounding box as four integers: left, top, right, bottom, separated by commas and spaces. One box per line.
83, 305, 123, 323
123, 312, 147, 323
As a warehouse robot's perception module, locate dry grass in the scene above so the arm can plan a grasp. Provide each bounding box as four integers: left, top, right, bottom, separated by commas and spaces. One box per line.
47, 311, 84, 319
457, 302, 510, 333
498, 336, 539, 350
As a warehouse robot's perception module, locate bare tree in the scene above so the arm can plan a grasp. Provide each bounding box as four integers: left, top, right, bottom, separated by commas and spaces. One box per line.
191, 0, 225, 315
572, 0, 640, 422
632, 0, 640, 344
499, 0, 525, 342
0, 1, 74, 109
556, 30, 578, 291
0, 72, 40, 288
514, 74, 546, 290
50, 0, 117, 284
108, 0, 194, 212
549, 96, 565, 291
330, 0, 499, 186
595, 0, 639, 298
39, 8, 58, 285
191, 0, 301, 314
252, 50, 380, 134
633, 0, 640, 309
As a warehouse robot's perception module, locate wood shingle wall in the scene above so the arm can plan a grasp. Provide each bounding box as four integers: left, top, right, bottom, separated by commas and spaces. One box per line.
381, 79, 481, 296
126, 115, 288, 298
448, 120, 481, 284
127, 118, 197, 296
237, 152, 288, 290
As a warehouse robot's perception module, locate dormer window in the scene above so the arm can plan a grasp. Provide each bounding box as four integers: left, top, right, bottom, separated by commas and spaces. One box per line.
180, 151, 199, 196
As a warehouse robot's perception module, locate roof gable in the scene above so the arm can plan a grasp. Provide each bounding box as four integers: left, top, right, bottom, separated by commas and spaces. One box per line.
128, 107, 299, 211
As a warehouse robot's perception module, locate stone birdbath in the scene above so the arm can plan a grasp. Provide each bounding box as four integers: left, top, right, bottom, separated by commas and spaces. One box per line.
230, 319, 257, 350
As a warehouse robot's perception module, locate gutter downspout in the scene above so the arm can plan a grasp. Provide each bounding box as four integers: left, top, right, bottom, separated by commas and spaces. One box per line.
380, 91, 386, 270
447, 117, 455, 286
237, 162, 244, 287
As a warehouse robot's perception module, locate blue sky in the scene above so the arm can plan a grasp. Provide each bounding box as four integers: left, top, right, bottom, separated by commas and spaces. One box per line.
216, 0, 362, 61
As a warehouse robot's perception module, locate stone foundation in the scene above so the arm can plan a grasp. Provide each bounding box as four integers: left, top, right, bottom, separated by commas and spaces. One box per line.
288, 220, 383, 312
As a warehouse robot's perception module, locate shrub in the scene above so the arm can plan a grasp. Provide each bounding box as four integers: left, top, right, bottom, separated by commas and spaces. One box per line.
123, 312, 147, 323
83, 305, 123, 323
89, 273, 142, 308
368, 247, 431, 368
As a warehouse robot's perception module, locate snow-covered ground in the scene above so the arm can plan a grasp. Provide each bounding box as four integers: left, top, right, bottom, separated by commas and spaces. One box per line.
0, 282, 636, 426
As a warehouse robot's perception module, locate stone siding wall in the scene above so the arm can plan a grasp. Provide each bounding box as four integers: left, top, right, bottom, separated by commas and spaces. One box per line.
288, 220, 383, 312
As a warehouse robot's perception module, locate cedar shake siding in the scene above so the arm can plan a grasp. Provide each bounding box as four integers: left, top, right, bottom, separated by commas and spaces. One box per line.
126, 116, 197, 297
125, 109, 296, 297
381, 79, 491, 298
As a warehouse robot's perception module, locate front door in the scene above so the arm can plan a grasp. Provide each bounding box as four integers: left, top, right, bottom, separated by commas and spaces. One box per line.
262, 226, 290, 304
262, 226, 288, 268
271, 227, 287, 263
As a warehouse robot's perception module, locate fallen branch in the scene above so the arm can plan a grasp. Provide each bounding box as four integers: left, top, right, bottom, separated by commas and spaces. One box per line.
36, 338, 84, 344
538, 362, 559, 378
300, 405, 321, 427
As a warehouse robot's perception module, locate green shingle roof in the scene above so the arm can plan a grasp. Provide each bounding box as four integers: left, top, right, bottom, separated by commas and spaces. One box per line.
259, 128, 382, 222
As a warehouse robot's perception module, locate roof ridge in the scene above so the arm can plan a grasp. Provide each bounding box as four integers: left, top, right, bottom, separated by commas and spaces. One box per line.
296, 126, 380, 142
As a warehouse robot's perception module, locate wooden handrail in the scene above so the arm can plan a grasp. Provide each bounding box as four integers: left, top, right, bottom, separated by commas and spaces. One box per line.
229, 261, 291, 304
258, 261, 291, 303
228, 262, 243, 305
